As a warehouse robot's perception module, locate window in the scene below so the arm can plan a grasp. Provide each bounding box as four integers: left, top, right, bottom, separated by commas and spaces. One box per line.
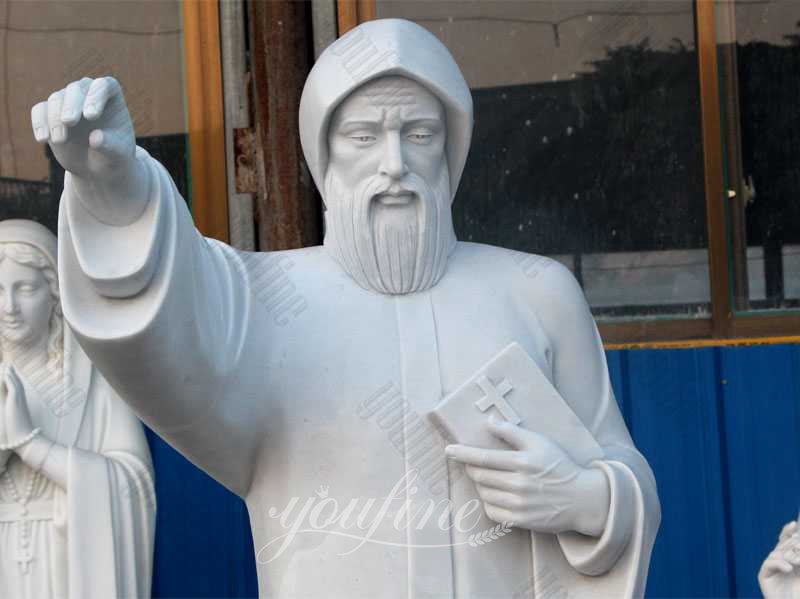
718, 0, 800, 314
340, 0, 800, 344
0, 0, 226, 241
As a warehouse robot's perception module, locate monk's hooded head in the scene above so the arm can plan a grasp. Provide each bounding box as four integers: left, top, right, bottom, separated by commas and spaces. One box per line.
299, 19, 473, 295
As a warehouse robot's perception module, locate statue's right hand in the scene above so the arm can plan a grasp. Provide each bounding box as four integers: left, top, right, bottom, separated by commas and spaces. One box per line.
31, 77, 136, 182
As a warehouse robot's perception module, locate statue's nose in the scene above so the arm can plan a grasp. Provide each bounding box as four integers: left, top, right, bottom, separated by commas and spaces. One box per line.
2, 291, 18, 315
378, 132, 408, 180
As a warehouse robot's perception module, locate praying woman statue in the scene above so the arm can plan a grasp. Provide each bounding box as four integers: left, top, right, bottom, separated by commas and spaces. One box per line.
0, 219, 155, 598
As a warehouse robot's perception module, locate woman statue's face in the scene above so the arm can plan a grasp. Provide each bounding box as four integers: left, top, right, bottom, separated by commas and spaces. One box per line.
0, 258, 53, 347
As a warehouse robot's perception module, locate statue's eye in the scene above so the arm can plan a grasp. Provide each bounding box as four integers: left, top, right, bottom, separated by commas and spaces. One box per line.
349, 135, 376, 144
18, 284, 37, 294
407, 131, 434, 143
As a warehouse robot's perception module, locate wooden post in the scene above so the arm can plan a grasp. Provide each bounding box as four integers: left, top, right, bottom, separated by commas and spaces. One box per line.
696, 0, 733, 338
182, 0, 229, 243
248, 0, 321, 250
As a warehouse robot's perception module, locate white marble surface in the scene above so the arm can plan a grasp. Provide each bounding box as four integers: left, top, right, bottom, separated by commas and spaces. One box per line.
32, 18, 659, 599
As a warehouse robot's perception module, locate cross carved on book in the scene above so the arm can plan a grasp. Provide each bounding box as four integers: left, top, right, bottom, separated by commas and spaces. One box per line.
474, 375, 521, 425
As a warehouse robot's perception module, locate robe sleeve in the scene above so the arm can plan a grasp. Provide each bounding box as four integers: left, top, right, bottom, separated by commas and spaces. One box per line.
523, 259, 661, 599
59, 374, 156, 599
58, 147, 261, 496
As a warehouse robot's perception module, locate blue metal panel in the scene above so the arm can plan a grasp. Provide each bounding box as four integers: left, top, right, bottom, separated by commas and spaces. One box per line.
606, 350, 631, 427
147, 430, 258, 598
618, 347, 732, 598
717, 344, 800, 598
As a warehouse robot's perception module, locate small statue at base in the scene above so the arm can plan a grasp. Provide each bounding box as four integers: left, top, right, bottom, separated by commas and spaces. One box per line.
760, 519, 800, 598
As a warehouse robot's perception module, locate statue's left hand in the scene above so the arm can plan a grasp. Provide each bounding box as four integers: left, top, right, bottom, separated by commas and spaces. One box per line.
759, 521, 800, 599
446, 419, 610, 537
2, 366, 36, 448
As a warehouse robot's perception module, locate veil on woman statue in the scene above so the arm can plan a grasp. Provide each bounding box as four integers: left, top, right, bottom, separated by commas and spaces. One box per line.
0, 219, 155, 599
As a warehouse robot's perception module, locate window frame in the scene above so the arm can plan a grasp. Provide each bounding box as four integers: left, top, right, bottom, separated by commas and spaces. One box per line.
183, 0, 229, 243
337, 0, 800, 347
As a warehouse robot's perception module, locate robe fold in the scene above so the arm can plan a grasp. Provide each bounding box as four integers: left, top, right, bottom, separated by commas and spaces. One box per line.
58, 148, 659, 598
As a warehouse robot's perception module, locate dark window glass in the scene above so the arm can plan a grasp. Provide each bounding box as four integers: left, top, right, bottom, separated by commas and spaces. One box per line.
718, 0, 800, 311
377, 0, 709, 319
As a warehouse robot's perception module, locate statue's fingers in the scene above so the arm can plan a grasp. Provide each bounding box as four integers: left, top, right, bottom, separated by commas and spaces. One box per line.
465, 465, 523, 491
5, 365, 22, 394
487, 419, 538, 450
47, 90, 67, 143
83, 76, 121, 121
61, 78, 92, 126
5, 364, 18, 383
446, 444, 524, 471
763, 558, 793, 575
476, 486, 522, 510
88, 128, 130, 162
777, 532, 799, 552
779, 520, 798, 542
31, 102, 50, 143
483, 503, 513, 525
4, 366, 22, 404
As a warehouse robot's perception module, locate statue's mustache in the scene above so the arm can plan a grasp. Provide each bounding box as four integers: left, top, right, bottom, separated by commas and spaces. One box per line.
353, 174, 428, 208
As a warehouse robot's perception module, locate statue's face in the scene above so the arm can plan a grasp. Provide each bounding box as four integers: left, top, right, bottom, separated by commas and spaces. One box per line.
327, 76, 446, 196
0, 258, 53, 347
323, 76, 454, 295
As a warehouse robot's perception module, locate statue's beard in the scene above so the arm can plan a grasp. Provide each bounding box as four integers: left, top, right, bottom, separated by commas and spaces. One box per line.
323, 165, 455, 295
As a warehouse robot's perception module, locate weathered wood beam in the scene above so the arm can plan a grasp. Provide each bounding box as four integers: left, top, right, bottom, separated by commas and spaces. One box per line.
248, 0, 321, 250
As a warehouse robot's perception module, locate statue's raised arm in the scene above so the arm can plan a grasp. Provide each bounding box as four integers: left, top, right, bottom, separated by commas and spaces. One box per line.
31, 77, 261, 496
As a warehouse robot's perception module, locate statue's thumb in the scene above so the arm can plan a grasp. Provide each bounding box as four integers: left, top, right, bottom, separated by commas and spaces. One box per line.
89, 128, 130, 163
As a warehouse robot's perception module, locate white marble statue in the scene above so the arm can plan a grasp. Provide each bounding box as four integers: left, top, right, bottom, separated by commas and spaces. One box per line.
31, 18, 659, 599
760, 519, 800, 598
0, 219, 155, 598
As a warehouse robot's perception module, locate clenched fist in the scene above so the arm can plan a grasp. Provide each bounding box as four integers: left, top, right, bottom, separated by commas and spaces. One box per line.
31, 76, 149, 226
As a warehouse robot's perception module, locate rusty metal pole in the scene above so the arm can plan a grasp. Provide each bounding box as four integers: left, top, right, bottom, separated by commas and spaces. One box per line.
248, 0, 321, 250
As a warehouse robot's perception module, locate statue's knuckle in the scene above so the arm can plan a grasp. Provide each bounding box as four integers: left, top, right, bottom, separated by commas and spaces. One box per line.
512, 475, 531, 493
510, 495, 526, 509
515, 455, 534, 471
104, 76, 121, 91
501, 475, 517, 491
